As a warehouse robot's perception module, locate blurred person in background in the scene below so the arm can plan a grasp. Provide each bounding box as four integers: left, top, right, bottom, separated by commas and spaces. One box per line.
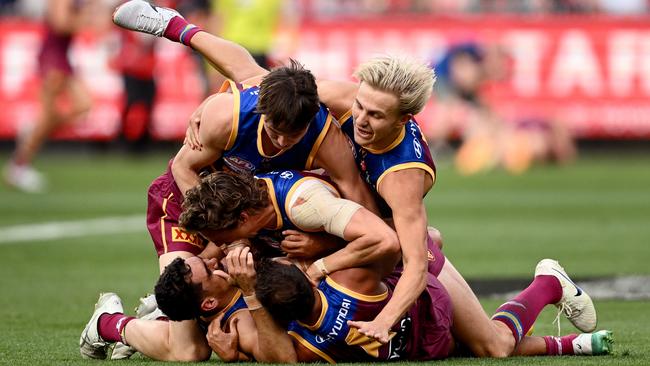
432, 42, 575, 175
111, 29, 157, 152
3, 0, 92, 193
204, 0, 285, 92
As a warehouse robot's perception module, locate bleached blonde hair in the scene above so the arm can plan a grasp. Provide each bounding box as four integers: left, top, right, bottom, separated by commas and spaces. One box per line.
353, 55, 436, 116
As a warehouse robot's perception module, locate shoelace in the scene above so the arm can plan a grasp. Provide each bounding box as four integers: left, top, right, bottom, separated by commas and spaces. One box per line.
135, 13, 161, 34
552, 302, 575, 336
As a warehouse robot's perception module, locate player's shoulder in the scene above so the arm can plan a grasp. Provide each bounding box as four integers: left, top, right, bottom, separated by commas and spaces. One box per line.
201, 93, 235, 140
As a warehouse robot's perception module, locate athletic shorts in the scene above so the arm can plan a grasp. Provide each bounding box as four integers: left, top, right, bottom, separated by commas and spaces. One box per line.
383, 234, 452, 360
384, 271, 453, 360
37, 31, 73, 76
146, 161, 207, 256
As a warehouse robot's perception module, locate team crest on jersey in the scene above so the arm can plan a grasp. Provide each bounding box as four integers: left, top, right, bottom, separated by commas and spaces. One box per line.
171, 227, 203, 247
223, 156, 255, 173
279, 171, 294, 179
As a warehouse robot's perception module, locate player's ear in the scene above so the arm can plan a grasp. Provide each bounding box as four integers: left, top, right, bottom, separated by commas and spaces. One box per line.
398, 113, 412, 127
201, 297, 218, 312
239, 211, 249, 224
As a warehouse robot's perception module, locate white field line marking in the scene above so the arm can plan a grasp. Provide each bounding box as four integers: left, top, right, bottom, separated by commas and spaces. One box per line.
0, 215, 144, 244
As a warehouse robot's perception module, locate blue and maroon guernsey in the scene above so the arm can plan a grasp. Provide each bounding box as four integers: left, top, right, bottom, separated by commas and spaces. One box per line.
287, 277, 411, 363
254, 170, 339, 251
218, 81, 333, 174
198, 290, 248, 334
339, 112, 436, 216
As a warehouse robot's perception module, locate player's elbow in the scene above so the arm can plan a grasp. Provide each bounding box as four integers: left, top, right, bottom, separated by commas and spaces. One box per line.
377, 229, 400, 258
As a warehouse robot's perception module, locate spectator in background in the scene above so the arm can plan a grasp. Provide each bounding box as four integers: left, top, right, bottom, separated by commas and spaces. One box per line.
432, 42, 575, 175
111, 29, 157, 152
205, 0, 285, 92
3, 0, 92, 193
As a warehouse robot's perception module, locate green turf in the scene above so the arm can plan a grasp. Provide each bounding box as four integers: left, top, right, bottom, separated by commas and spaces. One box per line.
0, 151, 648, 365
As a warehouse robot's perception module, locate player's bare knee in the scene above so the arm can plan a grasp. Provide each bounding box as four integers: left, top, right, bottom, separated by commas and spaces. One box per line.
172, 343, 212, 362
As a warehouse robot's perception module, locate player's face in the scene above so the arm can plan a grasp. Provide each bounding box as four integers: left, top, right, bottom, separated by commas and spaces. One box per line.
263, 122, 309, 150
185, 256, 229, 295
200, 213, 265, 244
352, 82, 406, 149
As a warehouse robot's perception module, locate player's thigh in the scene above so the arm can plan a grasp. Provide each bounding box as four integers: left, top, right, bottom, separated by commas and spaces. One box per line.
438, 259, 513, 357
64, 75, 92, 112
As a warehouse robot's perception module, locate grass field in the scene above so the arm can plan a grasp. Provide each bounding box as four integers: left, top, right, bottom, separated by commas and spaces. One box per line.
0, 150, 648, 365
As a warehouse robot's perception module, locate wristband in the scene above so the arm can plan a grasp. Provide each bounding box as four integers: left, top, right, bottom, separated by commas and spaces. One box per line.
314, 258, 329, 276
243, 294, 263, 311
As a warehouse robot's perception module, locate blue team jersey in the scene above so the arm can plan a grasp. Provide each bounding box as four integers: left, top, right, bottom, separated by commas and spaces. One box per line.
340, 112, 436, 216
218, 81, 333, 174
220, 291, 248, 327
287, 277, 410, 363
198, 290, 248, 334
254, 170, 338, 251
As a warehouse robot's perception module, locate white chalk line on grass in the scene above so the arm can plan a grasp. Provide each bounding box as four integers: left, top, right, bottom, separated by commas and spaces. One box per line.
0, 215, 145, 244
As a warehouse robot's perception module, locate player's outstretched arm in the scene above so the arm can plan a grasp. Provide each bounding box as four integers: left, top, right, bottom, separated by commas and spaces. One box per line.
349, 168, 431, 343
315, 79, 359, 119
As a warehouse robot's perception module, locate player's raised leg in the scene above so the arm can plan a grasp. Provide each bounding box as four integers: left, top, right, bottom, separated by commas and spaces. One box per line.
113, 0, 266, 83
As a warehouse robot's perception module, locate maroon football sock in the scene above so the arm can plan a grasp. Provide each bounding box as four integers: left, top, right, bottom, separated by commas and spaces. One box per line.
163, 16, 201, 46
544, 334, 578, 355
492, 275, 562, 344
98, 313, 135, 344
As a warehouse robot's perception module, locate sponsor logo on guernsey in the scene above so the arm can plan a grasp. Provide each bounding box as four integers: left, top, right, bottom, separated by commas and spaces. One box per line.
280, 171, 294, 180
314, 298, 352, 344
223, 156, 255, 173
171, 227, 202, 246
413, 138, 422, 159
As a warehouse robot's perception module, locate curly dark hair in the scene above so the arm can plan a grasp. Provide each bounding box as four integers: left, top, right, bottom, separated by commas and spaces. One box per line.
255, 258, 315, 326
154, 257, 203, 321
257, 59, 320, 134
179, 171, 269, 233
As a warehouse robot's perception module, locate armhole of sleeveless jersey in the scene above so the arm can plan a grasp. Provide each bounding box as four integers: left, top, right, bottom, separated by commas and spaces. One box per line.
305, 113, 333, 170
260, 178, 283, 229
375, 162, 436, 194
223, 80, 240, 151
287, 331, 336, 364
338, 109, 353, 127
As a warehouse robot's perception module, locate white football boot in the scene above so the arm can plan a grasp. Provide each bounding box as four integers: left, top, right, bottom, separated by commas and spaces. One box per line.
79, 293, 124, 359
3, 162, 46, 193
112, 0, 181, 37
535, 259, 597, 332
572, 330, 614, 355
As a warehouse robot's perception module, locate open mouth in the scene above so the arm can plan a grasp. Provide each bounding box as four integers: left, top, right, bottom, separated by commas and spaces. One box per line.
355, 127, 373, 139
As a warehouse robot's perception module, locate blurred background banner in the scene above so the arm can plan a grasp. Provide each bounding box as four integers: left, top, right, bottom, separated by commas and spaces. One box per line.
0, 18, 203, 141
2, 14, 650, 140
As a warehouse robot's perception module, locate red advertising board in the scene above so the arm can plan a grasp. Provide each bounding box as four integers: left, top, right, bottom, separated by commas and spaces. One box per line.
1, 16, 649, 140
290, 15, 650, 139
